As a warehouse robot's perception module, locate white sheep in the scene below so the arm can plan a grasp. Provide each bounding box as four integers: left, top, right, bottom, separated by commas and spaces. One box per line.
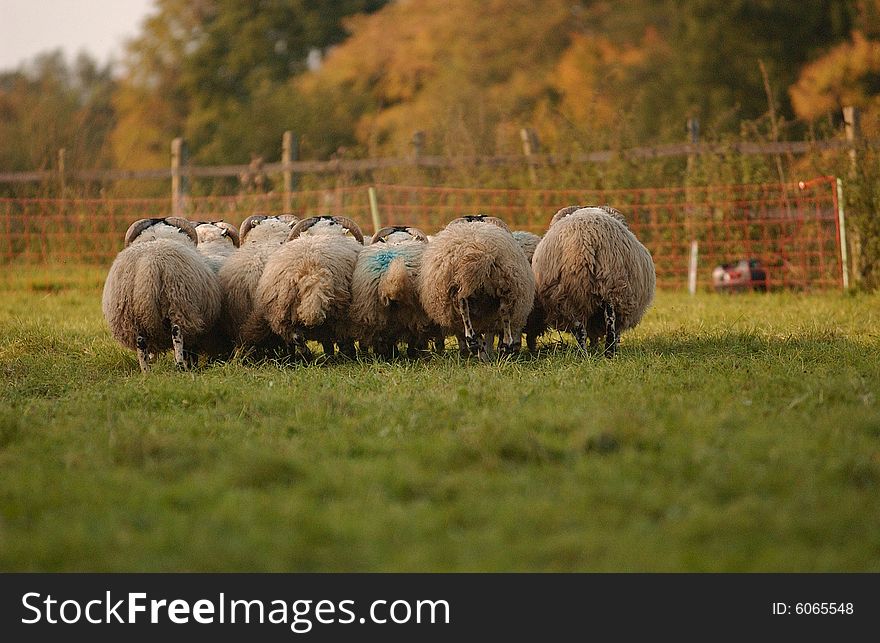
488, 230, 544, 353
217, 214, 298, 347
193, 221, 240, 273
531, 205, 655, 357
350, 225, 440, 358
419, 215, 535, 361
102, 217, 222, 372
247, 216, 365, 360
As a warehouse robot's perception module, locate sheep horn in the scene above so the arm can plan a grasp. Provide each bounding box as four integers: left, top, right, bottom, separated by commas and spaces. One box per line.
447, 215, 510, 232
163, 217, 199, 245
331, 216, 364, 244
123, 218, 163, 246
598, 205, 628, 226
371, 226, 412, 244
407, 227, 429, 242
239, 214, 269, 242
287, 216, 322, 240
549, 206, 587, 227
276, 213, 299, 225
214, 221, 240, 247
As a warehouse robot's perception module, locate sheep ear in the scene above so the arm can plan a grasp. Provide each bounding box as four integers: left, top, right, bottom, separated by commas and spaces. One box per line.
124, 218, 162, 246
239, 214, 269, 242
287, 217, 321, 241
164, 217, 199, 245
331, 216, 364, 244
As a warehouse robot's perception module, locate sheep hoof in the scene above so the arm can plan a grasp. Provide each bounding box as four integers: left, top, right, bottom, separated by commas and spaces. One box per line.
498, 342, 519, 357
603, 302, 618, 358
136, 334, 150, 374
338, 341, 357, 359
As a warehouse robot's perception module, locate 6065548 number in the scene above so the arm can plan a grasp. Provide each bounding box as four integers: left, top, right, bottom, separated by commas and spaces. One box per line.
795, 603, 853, 615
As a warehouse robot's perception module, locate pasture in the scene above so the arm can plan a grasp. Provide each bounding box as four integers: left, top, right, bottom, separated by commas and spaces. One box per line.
1, 267, 879, 571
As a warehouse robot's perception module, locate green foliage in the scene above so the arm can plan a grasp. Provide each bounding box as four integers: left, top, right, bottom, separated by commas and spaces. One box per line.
0, 51, 116, 194
1, 272, 879, 570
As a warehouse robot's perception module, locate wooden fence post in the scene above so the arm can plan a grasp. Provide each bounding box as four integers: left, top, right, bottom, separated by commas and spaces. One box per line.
282, 131, 298, 212
171, 137, 188, 217
843, 106, 861, 286
411, 130, 426, 160
57, 148, 66, 198
520, 127, 539, 185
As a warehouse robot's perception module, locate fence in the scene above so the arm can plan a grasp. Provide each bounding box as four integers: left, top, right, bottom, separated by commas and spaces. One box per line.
0, 177, 845, 291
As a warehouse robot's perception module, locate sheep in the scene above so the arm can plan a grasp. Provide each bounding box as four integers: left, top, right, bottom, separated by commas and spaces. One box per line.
217, 214, 298, 347
531, 205, 655, 357
487, 230, 545, 353
350, 225, 441, 358
193, 221, 240, 273
188, 221, 241, 359
419, 215, 535, 362
247, 216, 365, 361
102, 217, 222, 372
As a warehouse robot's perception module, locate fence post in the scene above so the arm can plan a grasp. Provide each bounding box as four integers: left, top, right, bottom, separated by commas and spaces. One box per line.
836, 178, 850, 290
843, 106, 861, 286
688, 240, 699, 295
411, 130, 425, 160
368, 186, 382, 236
520, 127, 539, 186
171, 137, 188, 217
685, 118, 700, 283
282, 131, 298, 212
57, 148, 66, 198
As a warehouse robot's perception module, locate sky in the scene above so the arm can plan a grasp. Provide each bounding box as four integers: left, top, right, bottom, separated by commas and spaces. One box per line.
0, 0, 154, 71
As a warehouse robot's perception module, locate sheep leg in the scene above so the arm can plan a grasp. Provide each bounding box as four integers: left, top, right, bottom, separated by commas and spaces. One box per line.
292, 331, 313, 362
498, 318, 519, 357
433, 331, 446, 354
407, 335, 426, 359
338, 339, 357, 359
171, 324, 186, 369
455, 333, 469, 358
572, 320, 589, 352
321, 340, 335, 357
603, 302, 618, 358
457, 298, 487, 361
526, 331, 537, 353
136, 333, 150, 373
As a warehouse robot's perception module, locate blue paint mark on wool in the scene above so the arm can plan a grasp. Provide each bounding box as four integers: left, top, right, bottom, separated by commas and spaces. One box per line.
368, 250, 402, 274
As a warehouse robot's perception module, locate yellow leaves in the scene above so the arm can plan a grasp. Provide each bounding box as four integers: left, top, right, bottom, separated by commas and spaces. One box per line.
790, 31, 880, 121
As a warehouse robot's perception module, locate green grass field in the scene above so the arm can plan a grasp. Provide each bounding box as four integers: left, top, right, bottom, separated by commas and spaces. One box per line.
1, 267, 879, 571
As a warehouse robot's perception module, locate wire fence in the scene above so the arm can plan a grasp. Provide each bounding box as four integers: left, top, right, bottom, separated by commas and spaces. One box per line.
0, 178, 844, 291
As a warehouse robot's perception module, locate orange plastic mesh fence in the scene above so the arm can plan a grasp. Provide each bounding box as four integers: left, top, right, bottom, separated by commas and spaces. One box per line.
0, 178, 843, 291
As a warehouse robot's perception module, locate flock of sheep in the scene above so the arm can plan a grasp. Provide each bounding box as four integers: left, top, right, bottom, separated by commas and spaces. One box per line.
101, 206, 656, 372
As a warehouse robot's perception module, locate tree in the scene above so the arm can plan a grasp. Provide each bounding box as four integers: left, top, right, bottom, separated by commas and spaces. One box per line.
0, 51, 116, 189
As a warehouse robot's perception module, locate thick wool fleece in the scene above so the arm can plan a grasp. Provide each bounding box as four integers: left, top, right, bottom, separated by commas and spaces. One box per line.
350, 240, 432, 346
510, 230, 545, 344
532, 207, 655, 339
102, 230, 222, 354
251, 233, 363, 345
242, 218, 293, 247
218, 220, 294, 342
419, 221, 535, 334
196, 223, 237, 273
